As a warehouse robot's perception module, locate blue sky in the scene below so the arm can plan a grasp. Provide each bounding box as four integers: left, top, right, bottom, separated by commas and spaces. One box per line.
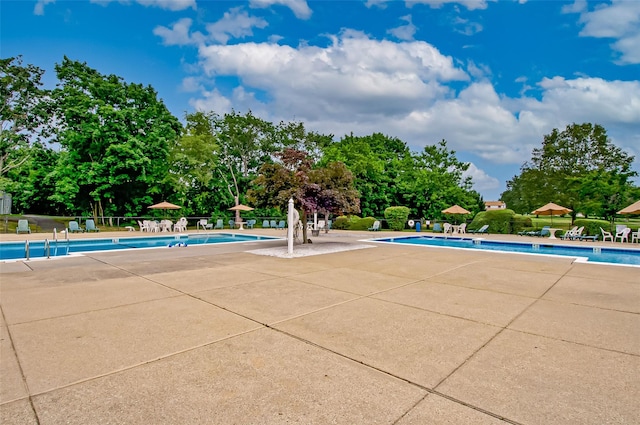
2, 0, 639, 201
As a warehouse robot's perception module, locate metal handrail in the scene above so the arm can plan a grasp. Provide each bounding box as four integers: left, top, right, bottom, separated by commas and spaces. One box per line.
25, 240, 30, 260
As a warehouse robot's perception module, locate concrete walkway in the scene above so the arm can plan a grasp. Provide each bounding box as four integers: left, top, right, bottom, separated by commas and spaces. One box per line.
1, 230, 638, 424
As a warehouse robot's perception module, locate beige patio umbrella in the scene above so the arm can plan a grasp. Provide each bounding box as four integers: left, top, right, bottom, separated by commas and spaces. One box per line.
442, 205, 471, 215
617, 200, 640, 215
149, 201, 181, 210
532, 202, 572, 225
228, 204, 254, 223
148, 201, 181, 219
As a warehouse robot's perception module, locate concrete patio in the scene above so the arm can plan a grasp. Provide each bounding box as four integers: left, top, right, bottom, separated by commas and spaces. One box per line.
1, 229, 638, 424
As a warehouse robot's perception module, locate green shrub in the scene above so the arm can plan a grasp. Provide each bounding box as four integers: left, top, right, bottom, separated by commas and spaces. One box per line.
332, 215, 363, 230
574, 218, 610, 236
511, 214, 533, 234
333, 215, 350, 230
351, 216, 376, 230
384, 206, 410, 231
468, 209, 517, 234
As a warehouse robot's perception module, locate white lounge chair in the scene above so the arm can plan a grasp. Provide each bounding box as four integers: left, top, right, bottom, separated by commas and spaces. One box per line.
368, 220, 381, 231
561, 226, 578, 240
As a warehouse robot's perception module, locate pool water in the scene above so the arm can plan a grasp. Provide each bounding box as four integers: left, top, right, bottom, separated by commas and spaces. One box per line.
372, 235, 640, 267
0, 233, 279, 261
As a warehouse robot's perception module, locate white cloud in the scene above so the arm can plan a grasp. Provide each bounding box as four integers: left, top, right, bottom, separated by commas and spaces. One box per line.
387, 15, 417, 41
452, 16, 483, 35
206, 7, 269, 44
34, 0, 55, 16
186, 29, 640, 199
90, 0, 196, 11
249, 0, 312, 19
154, 17, 202, 46
464, 163, 501, 193
407, 0, 493, 11
565, 0, 640, 64
365, 0, 390, 8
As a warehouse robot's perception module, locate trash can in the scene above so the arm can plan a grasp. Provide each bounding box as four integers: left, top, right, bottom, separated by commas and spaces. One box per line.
416, 221, 421, 232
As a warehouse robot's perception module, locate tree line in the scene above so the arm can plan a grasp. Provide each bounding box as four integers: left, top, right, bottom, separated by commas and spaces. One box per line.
2, 56, 638, 224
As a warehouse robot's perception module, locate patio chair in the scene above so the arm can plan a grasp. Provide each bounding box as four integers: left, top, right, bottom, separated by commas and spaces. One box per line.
561, 226, 578, 240
368, 220, 381, 231
85, 219, 100, 232
68, 220, 84, 233
571, 226, 584, 240
270, 220, 277, 229
432, 223, 442, 232
614, 227, 631, 243
174, 217, 188, 232
228, 219, 235, 229
469, 224, 489, 234
16, 219, 31, 234
277, 220, 285, 229
262, 220, 270, 229
528, 226, 550, 237
632, 230, 639, 244
198, 219, 213, 230
138, 220, 150, 232
458, 223, 467, 234
443, 223, 452, 234
214, 219, 224, 230
246, 219, 256, 229
580, 234, 599, 242
600, 227, 613, 242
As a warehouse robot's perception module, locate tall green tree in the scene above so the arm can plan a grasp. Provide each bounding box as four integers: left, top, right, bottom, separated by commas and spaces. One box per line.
49, 57, 182, 218
168, 111, 220, 215
501, 123, 637, 220
0, 56, 50, 189
400, 140, 482, 220
320, 133, 411, 217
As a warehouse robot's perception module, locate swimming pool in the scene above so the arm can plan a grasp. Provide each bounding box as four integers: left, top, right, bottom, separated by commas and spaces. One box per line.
0, 233, 280, 261
371, 235, 640, 267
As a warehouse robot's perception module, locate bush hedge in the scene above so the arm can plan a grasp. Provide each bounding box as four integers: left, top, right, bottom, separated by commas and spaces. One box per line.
468, 209, 520, 234
384, 206, 410, 231
332, 215, 378, 230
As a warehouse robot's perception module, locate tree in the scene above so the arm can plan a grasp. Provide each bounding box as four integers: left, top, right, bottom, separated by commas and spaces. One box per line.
501, 123, 637, 220
0, 56, 49, 187
49, 57, 182, 218
168, 112, 220, 215
398, 140, 481, 220
248, 148, 359, 243
320, 133, 411, 217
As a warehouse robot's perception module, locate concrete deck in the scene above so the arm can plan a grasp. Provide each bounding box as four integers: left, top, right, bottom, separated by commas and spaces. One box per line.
1, 229, 638, 424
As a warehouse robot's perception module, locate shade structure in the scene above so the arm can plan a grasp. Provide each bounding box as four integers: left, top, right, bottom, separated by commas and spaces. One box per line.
618, 200, 640, 215
531, 202, 572, 216
148, 201, 181, 210
228, 204, 254, 212
441, 205, 471, 215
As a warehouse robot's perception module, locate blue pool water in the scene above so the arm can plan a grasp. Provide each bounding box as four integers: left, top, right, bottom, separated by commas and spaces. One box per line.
372, 235, 640, 267
0, 233, 279, 261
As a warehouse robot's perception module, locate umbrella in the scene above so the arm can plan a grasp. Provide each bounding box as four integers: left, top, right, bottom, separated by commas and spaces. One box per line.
228, 204, 254, 212
441, 205, 471, 215
617, 200, 640, 215
228, 204, 254, 224
149, 201, 181, 210
532, 202, 572, 225
148, 201, 181, 219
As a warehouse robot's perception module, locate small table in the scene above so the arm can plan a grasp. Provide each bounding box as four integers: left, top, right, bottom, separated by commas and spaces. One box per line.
547, 228, 562, 239
235, 221, 245, 230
